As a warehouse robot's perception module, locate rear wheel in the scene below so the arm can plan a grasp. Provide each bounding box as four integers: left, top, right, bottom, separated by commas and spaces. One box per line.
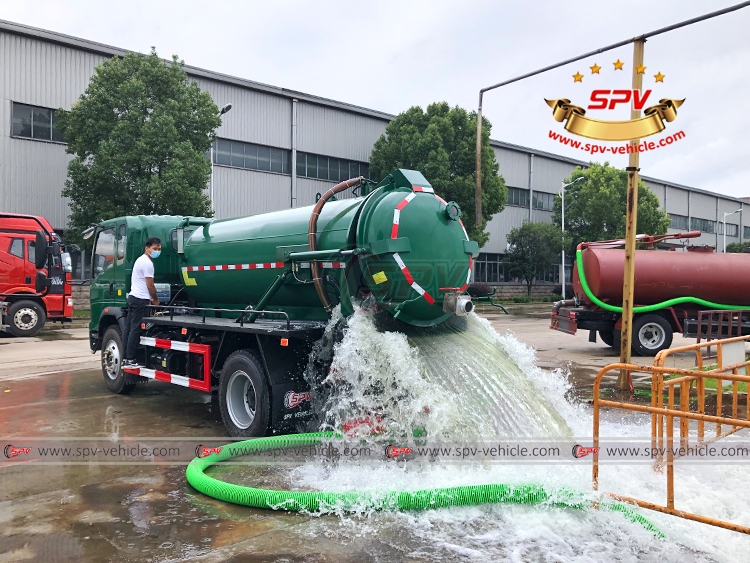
219, 350, 270, 438
632, 314, 673, 356
101, 326, 137, 394
8, 300, 46, 337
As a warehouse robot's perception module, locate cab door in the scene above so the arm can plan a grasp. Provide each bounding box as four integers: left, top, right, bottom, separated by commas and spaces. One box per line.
2, 237, 27, 290
90, 228, 117, 314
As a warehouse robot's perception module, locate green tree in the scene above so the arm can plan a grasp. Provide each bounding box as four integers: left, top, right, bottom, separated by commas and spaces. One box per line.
58, 48, 221, 245
552, 162, 670, 254
727, 241, 750, 253
369, 102, 506, 247
505, 222, 565, 296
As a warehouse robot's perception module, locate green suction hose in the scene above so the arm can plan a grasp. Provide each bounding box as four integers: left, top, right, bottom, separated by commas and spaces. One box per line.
575, 249, 750, 314
185, 432, 664, 538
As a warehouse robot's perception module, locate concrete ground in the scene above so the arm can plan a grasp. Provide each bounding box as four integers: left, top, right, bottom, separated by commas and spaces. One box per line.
0, 317, 713, 562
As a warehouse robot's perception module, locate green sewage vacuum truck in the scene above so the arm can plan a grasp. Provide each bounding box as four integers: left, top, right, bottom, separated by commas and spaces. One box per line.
87, 170, 478, 437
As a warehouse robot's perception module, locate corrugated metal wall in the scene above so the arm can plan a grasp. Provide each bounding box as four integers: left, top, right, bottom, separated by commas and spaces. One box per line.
297, 102, 386, 161
493, 146, 529, 188
212, 167, 289, 218
0, 31, 106, 229
194, 78, 292, 149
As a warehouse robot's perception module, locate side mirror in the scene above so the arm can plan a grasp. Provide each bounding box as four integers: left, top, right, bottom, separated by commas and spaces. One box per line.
176, 228, 184, 254
81, 226, 97, 240
35, 271, 48, 293
35, 231, 47, 269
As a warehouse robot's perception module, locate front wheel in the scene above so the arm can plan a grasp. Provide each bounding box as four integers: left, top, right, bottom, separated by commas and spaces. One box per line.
219, 350, 270, 438
8, 300, 46, 337
632, 314, 673, 357
101, 326, 136, 394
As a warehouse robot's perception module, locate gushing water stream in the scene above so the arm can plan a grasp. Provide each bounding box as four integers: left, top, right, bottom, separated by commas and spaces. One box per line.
217, 309, 750, 561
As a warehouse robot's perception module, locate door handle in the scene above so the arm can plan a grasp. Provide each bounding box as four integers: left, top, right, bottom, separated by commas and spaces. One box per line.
109, 282, 114, 298
25, 276, 31, 284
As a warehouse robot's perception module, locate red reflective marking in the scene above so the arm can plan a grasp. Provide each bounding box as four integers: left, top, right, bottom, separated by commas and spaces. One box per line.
154, 370, 171, 382
234, 264, 242, 269
275, 262, 285, 268
401, 267, 414, 285
422, 291, 435, 305
412, 186, 424, 192
395, 199, 410, 211
187, 378, 202, 390
459, 282, 468, 292
249, 264, 257, 269
469, 255, 473, 269
154, 338, 172, 349
391, 223, 399, 239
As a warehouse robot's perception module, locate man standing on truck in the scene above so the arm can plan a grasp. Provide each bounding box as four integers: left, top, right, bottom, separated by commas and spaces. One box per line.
122, 238, 161, 368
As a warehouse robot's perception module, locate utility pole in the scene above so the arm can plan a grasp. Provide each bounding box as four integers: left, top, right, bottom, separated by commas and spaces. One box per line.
618, 39, 645, 390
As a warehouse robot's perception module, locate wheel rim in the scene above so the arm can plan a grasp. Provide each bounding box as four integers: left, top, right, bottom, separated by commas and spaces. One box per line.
226, 370, 256, 429
13, 307, 38, 331
103, 339, 121, 380
638, 322, 666, 350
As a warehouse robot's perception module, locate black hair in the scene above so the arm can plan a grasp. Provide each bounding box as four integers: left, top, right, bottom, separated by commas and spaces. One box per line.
145, 237, 162, 248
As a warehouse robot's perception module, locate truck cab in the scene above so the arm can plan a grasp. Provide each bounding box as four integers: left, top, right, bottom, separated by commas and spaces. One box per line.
0, 213, 74, 336
88, 215, 185, 354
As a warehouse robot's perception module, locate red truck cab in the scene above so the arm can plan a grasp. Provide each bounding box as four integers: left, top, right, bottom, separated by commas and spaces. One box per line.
0, 213, 74, 336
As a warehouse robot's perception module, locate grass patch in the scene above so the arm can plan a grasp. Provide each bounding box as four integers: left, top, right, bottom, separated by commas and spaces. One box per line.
73, 309, 91, 318
664, 361, 749, 392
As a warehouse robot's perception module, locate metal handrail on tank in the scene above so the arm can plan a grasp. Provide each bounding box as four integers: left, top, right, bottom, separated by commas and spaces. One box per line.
148, 304, 292, 330
307, 176, 364, 313
592, 349, 750, 534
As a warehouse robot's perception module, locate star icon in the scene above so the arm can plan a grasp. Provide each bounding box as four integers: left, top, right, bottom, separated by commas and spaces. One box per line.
590, 63, 601, 74
573, 71, 584, 83
654, 71, 665, 82
636, 64, 647, 74
613, 59, 625, 70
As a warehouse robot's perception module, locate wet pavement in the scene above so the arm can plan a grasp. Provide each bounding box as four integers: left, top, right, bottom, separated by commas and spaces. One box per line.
0, 319, 739, 562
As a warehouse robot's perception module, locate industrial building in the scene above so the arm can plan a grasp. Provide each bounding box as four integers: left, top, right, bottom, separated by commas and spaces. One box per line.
2, 19, 747, 286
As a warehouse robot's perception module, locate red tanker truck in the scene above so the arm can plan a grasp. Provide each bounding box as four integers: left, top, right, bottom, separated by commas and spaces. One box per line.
550, 231, 750, 356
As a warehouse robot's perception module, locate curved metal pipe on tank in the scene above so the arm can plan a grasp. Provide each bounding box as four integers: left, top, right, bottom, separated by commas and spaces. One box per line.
307, 176, 364, 313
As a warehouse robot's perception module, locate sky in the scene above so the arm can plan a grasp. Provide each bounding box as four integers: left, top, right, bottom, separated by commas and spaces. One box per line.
5, 0, 750, 198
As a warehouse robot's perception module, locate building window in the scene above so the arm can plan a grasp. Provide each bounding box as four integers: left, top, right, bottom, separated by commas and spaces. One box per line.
296, 152, 369, 182
506, 187, 530, 208
213, 138, 291, 175
532, 191, 555, 211
717, 222, 739, 237
745, 226, 750, 239
11, 102, 65, 142
690, 217, 716, 234
668, 213, 689, 230
474, 253, 508, 283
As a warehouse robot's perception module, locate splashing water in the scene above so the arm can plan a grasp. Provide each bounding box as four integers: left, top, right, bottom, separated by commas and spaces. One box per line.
219, 308, 750, 561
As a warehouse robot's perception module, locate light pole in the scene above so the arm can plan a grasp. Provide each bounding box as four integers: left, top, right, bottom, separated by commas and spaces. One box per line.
210, 103, 233, 212
723, 208, 742, 253
560, 176, 584, 299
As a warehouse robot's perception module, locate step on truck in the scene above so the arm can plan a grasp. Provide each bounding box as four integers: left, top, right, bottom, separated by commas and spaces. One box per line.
87, 170, 478, 437
550, 231, 750, 356
0, 213, 74, 336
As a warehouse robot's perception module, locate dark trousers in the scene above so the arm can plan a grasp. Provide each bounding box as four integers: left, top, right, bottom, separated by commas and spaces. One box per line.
122, 295, 150, 361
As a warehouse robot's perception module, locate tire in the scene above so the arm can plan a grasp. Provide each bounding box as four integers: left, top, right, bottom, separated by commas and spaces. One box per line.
8, 300, 46, 337
632, 314, 673, 357
219, 350, 270, 438
599, 329, 615, 347
101, 326, 137, 394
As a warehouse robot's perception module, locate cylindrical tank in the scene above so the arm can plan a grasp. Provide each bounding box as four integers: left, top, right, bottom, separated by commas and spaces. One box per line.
574, 247, 750, 306
181, 170, 475, 327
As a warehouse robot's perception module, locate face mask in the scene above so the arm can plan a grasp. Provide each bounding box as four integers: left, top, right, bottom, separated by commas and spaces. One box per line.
150, 250, 161, 259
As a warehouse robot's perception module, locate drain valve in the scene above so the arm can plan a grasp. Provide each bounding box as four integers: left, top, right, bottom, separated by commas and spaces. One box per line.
443, 293, 473, 316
